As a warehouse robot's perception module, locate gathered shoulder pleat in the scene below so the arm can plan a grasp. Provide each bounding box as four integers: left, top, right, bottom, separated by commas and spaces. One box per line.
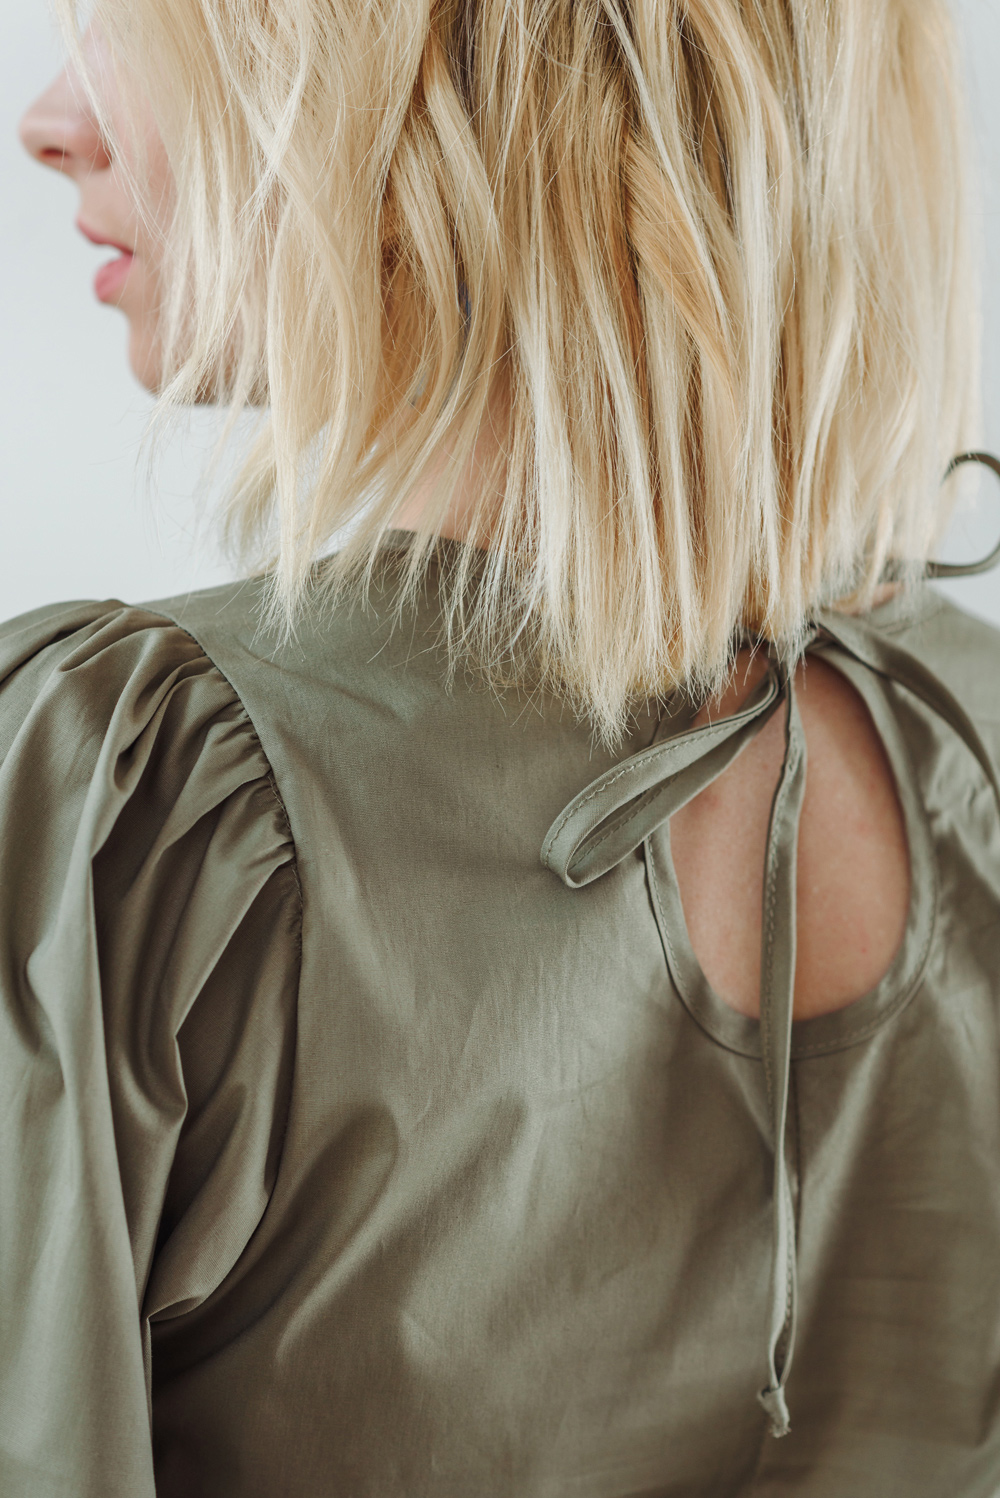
0, 600, 301, 1498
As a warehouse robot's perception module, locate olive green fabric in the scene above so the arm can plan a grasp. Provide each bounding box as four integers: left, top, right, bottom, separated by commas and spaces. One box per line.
2, 539, 1000, 1496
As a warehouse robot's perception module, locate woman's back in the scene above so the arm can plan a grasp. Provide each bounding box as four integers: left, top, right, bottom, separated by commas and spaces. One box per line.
672, 647, 911, 1022
4, 544, 1000, 1497
6, 0, 1000, 1487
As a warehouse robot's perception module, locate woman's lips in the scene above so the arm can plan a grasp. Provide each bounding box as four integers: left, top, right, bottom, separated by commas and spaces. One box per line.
76, 219, 136, 303
93, 250, 135, 303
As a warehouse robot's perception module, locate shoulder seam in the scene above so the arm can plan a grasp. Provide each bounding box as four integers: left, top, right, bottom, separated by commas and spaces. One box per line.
137, 603, 306, 945
263, 767, 305, 958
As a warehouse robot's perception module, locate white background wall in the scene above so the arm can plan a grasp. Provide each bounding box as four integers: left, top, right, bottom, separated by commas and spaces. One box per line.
3, 0, 1000, 624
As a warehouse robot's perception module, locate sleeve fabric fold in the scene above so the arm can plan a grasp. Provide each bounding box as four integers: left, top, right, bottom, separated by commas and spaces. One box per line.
0, 601, 301, 1498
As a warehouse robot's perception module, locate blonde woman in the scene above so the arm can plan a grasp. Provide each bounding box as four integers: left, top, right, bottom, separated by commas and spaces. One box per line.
6, 1, 1000, 1493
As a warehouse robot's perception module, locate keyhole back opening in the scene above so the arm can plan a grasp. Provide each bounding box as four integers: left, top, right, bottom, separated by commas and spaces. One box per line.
668, 649, 912, 1023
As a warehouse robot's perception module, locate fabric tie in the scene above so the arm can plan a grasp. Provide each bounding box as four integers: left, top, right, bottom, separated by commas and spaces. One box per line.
540, 457, 1000, 1439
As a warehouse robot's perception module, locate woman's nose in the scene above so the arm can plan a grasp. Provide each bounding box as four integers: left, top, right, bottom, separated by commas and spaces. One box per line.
18, 67, 111, 179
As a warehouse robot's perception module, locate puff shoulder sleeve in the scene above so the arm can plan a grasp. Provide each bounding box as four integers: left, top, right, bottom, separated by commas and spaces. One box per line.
0, 601, 301, 1498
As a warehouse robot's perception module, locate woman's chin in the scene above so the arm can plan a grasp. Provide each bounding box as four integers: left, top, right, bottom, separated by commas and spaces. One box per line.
126, 323, 164, 393
125, 325, 249, 406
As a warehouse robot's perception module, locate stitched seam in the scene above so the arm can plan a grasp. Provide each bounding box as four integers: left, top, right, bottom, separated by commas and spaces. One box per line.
570, 692, 783, 870
647, 834, 765, 1058
760, 735, 799, 1387
791, 755, 939, 1055
263, 769, 305, 957
569, 788, 663, 866
649, 760, 935, 1059
759, 740, 798, 1112
543, 725, 725, 855
646, 836, 684, 980
780, 634, 943, 1053
790, 961, 931, 1053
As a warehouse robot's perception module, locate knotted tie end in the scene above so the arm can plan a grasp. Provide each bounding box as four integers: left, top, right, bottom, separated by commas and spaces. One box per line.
757, 1383, 792, 1438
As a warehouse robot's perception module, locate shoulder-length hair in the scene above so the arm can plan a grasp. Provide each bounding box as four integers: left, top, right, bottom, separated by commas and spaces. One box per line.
71, 0, 981, 740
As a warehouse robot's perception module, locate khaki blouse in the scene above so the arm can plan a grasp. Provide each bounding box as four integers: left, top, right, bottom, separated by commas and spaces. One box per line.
2, 535, 1000, 1497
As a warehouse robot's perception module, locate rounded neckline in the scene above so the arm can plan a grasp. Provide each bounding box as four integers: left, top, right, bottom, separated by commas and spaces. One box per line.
645, 641, 938, 1060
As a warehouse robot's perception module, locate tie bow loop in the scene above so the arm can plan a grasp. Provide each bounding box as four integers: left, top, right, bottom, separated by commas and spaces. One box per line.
542, 664, 785, 889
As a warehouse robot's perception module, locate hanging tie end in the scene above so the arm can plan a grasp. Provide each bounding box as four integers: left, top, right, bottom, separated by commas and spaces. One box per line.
758, 1384, 792, 1438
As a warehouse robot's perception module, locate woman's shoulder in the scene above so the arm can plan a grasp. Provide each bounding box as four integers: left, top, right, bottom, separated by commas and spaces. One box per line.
0, 590, 298, 897
0, 588, 257, 741
866, 583, 1000, 715
847, 585, 1000, 814
0, 587, 302, 1135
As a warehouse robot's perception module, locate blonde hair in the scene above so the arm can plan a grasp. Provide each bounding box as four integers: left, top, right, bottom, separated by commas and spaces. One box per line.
72, 0, 981, 739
